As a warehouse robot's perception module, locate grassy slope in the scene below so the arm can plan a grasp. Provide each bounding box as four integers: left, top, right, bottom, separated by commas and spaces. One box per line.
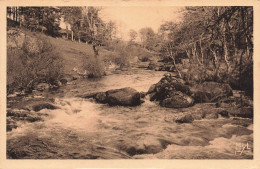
29, 32, 160, 79
45, 36, 112, 76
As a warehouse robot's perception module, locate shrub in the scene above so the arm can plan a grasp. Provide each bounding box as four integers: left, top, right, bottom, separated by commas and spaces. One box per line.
83, 55, 105, 78
7, 31, 63, 94
104, 42, 131, 69
112, 52, 130, 69
139, 55, 150, 62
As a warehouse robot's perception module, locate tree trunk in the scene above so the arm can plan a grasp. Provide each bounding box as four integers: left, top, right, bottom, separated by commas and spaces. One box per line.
173, 58, 182, 78
233, 35, 240, 67
71, 31, 74, 41
223, 35, 230, 73
12, 7, 15, 21
185, 49, 191, 59
193, 43, 202, 65
18, 7, 22, 27
78, 32, 81, 43
209, 45, 219, 78
220, 16, 230, 73
199, 35, 204, 64
245, 38, 250, 58
15, 7, 18, 23
66, 25, 69, 39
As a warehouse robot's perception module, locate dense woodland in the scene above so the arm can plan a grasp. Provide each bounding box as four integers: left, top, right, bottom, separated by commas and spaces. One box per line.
7, 6, 253, 97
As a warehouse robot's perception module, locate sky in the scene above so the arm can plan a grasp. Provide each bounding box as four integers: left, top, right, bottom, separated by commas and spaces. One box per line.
99, 6, 184, 40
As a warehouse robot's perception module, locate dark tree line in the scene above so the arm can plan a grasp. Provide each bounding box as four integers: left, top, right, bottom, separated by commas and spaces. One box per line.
7, 7, 61, 36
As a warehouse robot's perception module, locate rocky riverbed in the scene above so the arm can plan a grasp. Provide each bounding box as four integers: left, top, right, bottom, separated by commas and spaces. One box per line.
6, 69, 253, 159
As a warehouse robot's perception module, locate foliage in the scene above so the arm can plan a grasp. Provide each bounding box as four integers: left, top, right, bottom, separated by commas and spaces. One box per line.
159, 6, 253, 95
129, 29, 137, 42
106, 42, 131, 68
139, 27, 156, 50
83, 55, 105, 78
7, 7, 61, 37
7, 31, 63, 94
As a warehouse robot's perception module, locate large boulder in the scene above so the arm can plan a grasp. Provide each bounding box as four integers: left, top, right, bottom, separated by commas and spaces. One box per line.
191, 82, 233, 103
148, 73, 194, 108
106, 87, 141, 106
149, 74, 190, 101
82, 87, 142, 106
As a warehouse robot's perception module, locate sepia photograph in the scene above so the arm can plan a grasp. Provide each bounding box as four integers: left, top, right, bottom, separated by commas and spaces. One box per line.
2, 1, 258, 166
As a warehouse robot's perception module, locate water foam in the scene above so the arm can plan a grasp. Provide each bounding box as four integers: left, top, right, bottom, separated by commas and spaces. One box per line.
41, 97, 102, 132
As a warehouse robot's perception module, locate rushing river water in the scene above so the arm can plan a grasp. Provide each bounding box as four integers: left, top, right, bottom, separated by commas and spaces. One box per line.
7, 69, 253, 159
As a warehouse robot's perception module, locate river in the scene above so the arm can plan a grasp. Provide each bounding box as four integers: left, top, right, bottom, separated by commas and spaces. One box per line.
6, 69, 253, 159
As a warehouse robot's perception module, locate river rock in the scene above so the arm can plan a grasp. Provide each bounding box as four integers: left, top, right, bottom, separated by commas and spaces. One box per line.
175, 114, 194, 123
31, 102, 58, 112
191, 82, 233, 103
95, 92, 107, 103
147, 61, 157, 70
147, 84, 156, 94
7, 124, 18, 132
60, 78, 68, 85
148, 75, 193, 108
229, 107, 253, 119
140, 92, 146, 98
81, 92, 100, 99
160, 92, 194, 108
106, 87, 141, 106
216, 95, 253, 108
35, 83, 50, 92
204, 112, 219, 119
149, 77, 191, 102
218, 110, 230, 118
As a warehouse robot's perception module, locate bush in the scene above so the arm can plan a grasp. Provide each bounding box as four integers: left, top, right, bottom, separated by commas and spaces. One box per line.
7, 31, 63, 94
104, 42, 131, 69
83, 55, 105, 78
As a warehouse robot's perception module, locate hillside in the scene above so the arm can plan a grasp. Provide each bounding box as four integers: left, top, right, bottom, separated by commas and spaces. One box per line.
43, 35, 114, 76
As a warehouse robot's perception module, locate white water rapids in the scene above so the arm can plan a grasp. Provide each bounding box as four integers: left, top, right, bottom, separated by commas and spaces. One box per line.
7, 69, 253, 159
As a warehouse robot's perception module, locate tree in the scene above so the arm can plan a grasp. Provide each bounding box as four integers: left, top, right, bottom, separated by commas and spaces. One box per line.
7, 7, 62, 36
129, 29, 137, 42
41, 7, 61, 37
139, 27, 156, 50
82, 7, 104, 57
61, 7, 83, 41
